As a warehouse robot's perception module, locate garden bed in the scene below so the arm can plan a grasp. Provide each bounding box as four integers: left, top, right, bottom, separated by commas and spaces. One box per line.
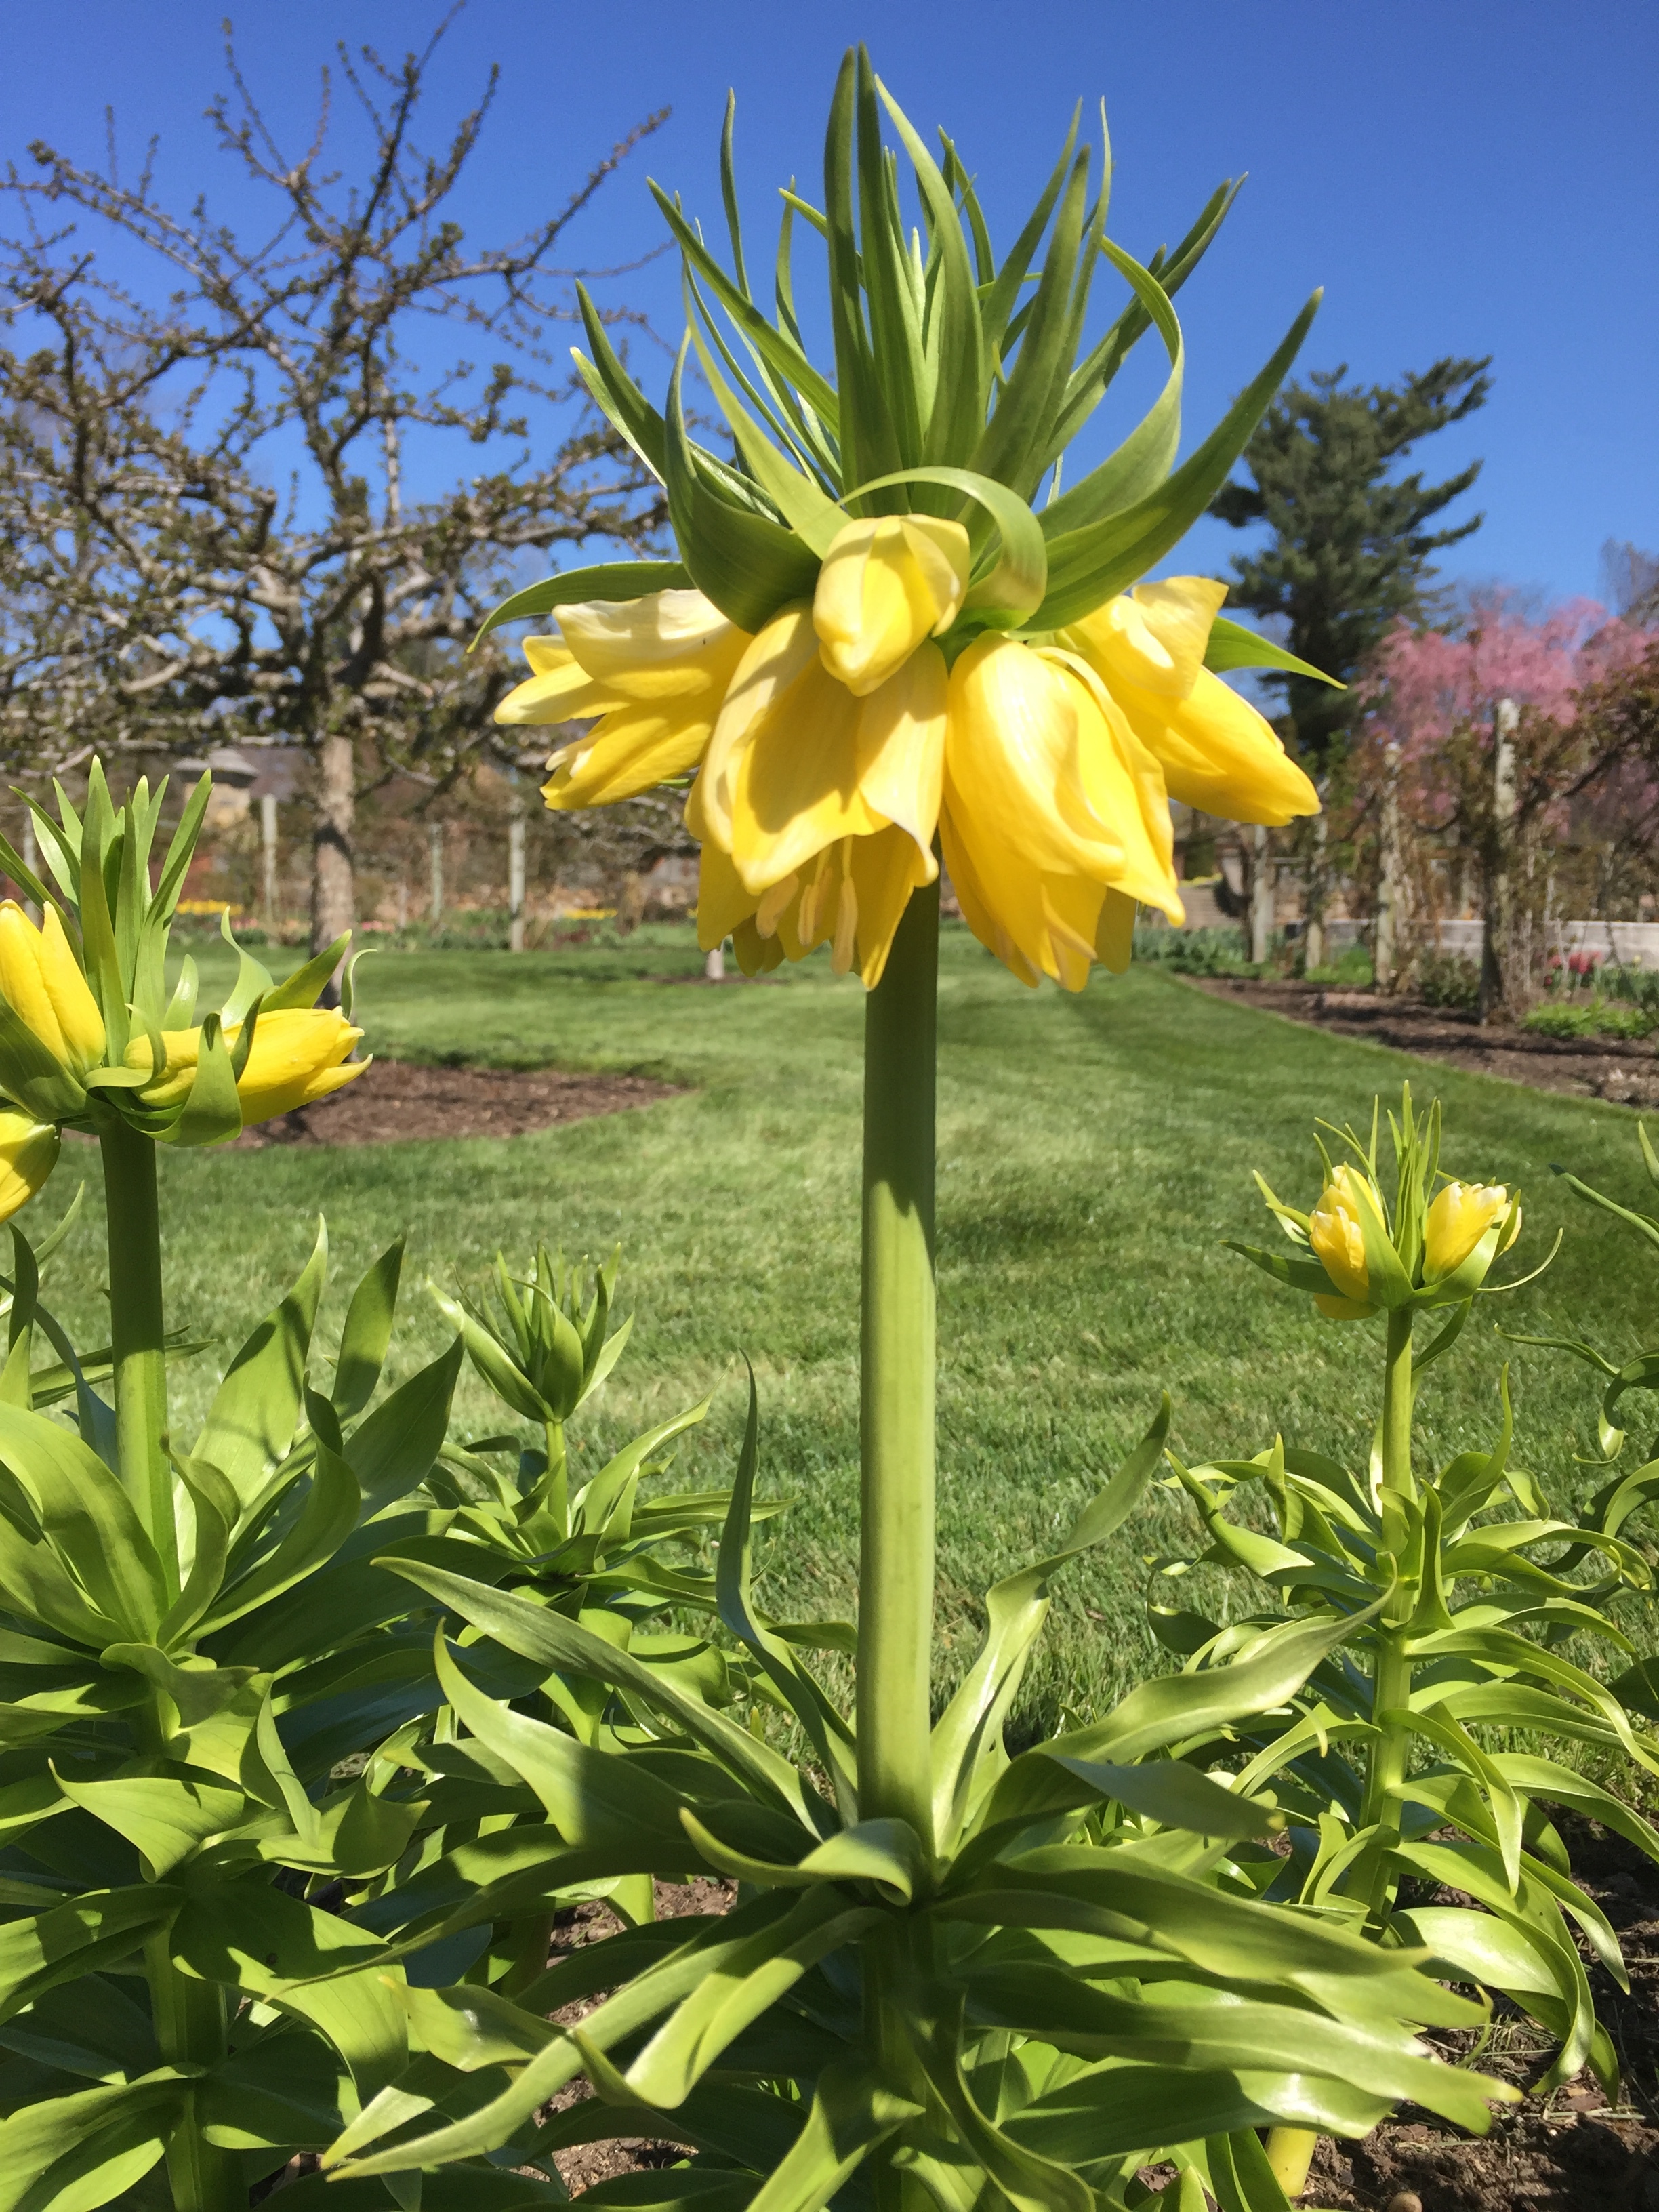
228, 1059, 683, 1147
525, 1835, 1658, 2211
1187, 977, 1659, 1110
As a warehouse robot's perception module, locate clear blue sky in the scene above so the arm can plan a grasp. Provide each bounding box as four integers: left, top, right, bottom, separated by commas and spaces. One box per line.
4, 1, 1654, 607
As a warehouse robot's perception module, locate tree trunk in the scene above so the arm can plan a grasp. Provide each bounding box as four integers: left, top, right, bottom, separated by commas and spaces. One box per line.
1248, 825, 1275, 964
1477, 699, 1519, 1024
311, 731, 355, 963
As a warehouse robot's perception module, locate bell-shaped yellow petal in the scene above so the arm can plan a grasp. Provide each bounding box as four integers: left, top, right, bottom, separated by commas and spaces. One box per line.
497, 644, 619, 726
1308, 1165, 1374, 1305
939, 638, 1182, 991
700, 605, 823, 851
1109, 666, 1319, 826
543, 704, 716, 809
1062, 576, 1227, 700
36, 907, 105, 1071
709, 607, 944, 895
813, 515, 970, 697
0, 903, 66, 1064
558, 591, 750, 701
1423, 1181, 1520, 1280
851, 644, 947, 869
690, 814, 760, 954
0, 1110, 58, 1224
233, 1008, 369, 1125
502, 593, 750, 780
770, 831, 933, 987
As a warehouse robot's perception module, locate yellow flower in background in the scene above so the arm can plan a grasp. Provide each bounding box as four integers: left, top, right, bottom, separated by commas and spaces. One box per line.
1062, 578, 1319, 827
812, 516, 970, 695
125, 1008, 368, 1129
0, 1111, 60, 1223
497, 592, 751, 809
0, 901, 106, 1076
1424, 1181, 1521, 1280
1308, 1165, 1377, 1315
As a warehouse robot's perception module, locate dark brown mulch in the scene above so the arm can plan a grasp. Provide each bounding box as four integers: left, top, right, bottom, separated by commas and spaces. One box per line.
1187, 976, 1659, 1111
230, 1060, 682, 1149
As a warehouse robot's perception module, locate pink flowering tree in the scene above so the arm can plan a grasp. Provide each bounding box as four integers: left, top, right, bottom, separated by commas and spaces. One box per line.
1353, 592, 1658, 1009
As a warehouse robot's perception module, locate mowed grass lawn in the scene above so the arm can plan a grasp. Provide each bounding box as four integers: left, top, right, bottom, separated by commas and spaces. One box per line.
40, 922, 1659, 1732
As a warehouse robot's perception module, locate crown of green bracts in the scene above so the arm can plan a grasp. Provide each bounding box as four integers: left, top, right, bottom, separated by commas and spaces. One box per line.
0, 763, 366, 1154
480, 47, 1327, 685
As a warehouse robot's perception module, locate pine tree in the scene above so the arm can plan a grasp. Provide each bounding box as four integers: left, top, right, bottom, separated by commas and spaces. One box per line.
1210, 357, 1491, 761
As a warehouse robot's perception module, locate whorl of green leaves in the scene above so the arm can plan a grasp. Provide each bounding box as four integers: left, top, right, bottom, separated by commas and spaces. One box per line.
478, 45, 1322, 680
318, 1389, 1513, 2202
1156, 1401, 1659, 2098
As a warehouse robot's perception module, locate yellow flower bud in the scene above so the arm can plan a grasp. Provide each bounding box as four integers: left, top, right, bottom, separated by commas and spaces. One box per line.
813, 514, 971, 697
0, 903, 105, 1075
1423, 1181, 1520, 1280
126, 1008, 368, 1126
233, 1008, 368, 1124
1308, 1165, 1374, 1305
0, 1111, 58, 1223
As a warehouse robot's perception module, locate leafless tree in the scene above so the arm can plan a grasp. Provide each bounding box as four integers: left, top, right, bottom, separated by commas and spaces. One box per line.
0, 9, 668, 947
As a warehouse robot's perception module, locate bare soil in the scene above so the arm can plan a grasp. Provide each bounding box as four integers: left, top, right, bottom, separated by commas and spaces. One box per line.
539, 1877, 737, 2196
229, 1059, 682, 1149
1187, 977, 1659, 1111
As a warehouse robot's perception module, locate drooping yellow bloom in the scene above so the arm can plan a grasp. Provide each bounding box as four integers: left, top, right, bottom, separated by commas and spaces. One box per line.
940, 636, 1181, 990
1424, 1181, 1521, 1280
496, 592, 751, 808
1308, 1165, 1376, 1313
0, 1111, 60, 1223
507, 566, 1320, 994
1062, 578, 1319, 825
0, 902, 106, 1074
125, 1008, 367, 1127
813, 516, 970, 696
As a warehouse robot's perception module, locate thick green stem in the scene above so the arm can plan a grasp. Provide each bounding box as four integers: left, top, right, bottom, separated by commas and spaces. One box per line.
100, 1116, 177, 1590
147, 1933, 237, 2211
856, 880, 939, 1846
1362, 1307, 1416, 1915
857, 884, 940, 2212
544, 1417, 569, 1536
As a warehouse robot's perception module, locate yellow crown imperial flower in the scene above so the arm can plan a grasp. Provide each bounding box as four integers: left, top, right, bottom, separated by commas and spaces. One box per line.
1424, 1181, 1521, 1281
125, 1007, 367, 1127
0, 901, 107, 1076
1308, 1165, 1378, 1314
812, 515, 971, 697
479, 56, 1334, 995
0, 1111, 60, 1225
